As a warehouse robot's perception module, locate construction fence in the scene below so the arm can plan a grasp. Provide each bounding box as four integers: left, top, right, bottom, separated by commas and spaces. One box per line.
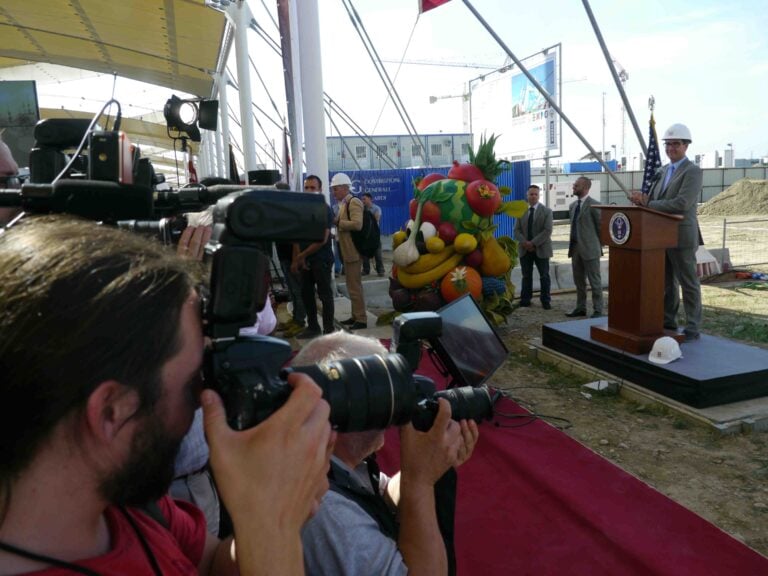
700, 216, 768, 270
550, 165, 768, 206
330, 163, 767, 272
330, 162, 531, 236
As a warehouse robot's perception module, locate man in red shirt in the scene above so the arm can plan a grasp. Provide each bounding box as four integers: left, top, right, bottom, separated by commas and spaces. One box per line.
0, 217, 333, 575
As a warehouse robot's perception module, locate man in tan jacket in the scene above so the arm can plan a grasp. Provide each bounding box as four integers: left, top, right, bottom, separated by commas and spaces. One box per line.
331, 172, 367, 329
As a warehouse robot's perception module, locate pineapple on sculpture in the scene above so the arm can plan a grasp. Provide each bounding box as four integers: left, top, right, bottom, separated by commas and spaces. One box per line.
389, 135, 528, 325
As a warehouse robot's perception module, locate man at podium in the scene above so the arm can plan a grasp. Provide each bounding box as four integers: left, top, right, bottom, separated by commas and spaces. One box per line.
630, 123, 702, 341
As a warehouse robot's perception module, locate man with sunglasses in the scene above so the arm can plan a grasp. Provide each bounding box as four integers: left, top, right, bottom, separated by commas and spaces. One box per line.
630, 123, 703, 341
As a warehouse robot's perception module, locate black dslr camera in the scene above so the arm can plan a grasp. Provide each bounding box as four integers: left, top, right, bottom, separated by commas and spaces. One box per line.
153, 188, 498, 433
208, 321, 496, 433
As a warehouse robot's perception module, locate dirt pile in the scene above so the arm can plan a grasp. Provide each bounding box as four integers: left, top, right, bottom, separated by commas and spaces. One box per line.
699, 179, 768, 217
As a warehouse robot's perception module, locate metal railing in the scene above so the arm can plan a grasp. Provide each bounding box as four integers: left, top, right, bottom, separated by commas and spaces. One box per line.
719, 217, 768, 269
548, 216, 768, 272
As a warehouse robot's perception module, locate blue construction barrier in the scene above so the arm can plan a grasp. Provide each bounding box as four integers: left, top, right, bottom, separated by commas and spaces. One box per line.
330, 161, 531, 236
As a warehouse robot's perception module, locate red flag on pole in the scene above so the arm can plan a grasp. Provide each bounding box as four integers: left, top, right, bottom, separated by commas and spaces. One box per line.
282, 127, 292, 186
187, 156, 198, 184
228, 144, 240, 184
419, 0, 451, 13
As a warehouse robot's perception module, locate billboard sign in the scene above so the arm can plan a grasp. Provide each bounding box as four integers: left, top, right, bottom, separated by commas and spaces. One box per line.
470, 44, 561, 161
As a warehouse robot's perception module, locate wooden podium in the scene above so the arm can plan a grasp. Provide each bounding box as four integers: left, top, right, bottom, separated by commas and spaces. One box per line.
590, 206, 683, 354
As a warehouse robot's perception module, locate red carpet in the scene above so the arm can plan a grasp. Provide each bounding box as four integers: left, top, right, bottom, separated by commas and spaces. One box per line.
376, 348, 768, 575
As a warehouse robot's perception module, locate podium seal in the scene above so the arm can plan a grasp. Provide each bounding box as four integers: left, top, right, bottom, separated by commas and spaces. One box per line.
609, 212, 631, 245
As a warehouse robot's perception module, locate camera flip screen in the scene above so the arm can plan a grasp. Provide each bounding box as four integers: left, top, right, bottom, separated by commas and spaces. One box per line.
433, 294, 509, 387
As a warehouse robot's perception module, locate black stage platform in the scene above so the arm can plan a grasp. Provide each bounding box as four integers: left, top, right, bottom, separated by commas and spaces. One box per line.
542, 318, 768, 408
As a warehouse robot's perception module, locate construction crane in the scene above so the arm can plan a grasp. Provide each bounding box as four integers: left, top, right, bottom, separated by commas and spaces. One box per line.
612, 58, 629, 158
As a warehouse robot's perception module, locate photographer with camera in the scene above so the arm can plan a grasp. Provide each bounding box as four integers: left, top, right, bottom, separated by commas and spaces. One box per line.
0, 216, 333, 575
294, 332, 479, 576
170, 218, 278, 538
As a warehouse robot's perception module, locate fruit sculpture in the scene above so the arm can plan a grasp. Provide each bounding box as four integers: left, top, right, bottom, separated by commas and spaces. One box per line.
389, 135, 528, 325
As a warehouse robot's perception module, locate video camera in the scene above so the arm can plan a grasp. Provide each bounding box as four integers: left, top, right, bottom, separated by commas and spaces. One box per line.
28, 118, 152, 187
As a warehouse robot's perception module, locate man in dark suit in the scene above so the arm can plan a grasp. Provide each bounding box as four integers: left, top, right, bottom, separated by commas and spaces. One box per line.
514, 185, 553, 309
630, 123, 702, 341
567, 176, 604, 318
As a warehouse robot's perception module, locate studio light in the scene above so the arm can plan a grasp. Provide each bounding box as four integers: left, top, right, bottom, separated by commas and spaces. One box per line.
163, 95, 219, 142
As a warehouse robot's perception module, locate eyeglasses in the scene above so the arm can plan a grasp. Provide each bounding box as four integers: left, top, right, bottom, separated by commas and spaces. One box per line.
664, 141, 685, 148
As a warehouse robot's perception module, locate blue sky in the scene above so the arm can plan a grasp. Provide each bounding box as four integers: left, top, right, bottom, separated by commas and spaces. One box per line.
318, 0, 768, 163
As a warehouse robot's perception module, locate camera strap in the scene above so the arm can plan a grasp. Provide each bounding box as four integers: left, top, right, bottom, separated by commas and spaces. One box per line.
328, 458, 459, 576
328, 458, 399, 541
0, 540, 101, 576
0, 509, 162, 576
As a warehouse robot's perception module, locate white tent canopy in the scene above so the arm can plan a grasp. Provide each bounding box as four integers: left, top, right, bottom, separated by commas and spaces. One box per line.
0, 0, 226, 97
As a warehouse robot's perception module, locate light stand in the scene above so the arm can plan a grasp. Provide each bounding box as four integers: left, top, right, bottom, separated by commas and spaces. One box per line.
180, 137, 190, 183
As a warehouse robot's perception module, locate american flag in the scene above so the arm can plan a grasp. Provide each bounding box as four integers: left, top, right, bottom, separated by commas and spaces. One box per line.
641, 113, 662, 194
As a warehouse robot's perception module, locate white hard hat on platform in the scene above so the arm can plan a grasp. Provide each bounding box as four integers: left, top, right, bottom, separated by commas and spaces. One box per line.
662, 123, 692, 142
330, 173, 352, 188
648, 336, 683, 365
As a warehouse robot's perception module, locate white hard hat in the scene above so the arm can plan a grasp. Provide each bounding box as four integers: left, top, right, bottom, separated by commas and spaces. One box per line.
648, 336, 683, 365
330, 172, 352, 188
662, 123, 692, 142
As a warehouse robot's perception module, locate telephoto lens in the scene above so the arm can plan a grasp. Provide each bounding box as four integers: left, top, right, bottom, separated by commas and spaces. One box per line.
208, 336, 498, 433
411, 385, 496, 432
285, 353, 427, 432
288, 356, 497, 432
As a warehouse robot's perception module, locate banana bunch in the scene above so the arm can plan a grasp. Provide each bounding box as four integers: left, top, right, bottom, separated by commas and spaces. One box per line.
396, 246, 463, 289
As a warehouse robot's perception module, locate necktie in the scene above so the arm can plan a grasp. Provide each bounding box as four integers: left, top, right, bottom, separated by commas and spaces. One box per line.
570, 199, 581, 244
527, 207, 535, 241
662, 164, 676, 192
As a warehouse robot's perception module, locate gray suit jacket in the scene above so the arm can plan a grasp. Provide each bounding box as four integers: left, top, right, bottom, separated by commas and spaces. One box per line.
514, 203, 553, 258
647, 158, 702, 249
569, 195, 602, 260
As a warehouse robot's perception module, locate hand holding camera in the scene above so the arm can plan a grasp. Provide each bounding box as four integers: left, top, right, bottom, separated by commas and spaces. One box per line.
202, 374, 333, 535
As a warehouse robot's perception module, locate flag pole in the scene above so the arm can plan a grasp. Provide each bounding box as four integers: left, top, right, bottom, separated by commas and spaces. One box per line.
640, 96, 662, 195
580, 0, 647, 156
460, 0, 630, 198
